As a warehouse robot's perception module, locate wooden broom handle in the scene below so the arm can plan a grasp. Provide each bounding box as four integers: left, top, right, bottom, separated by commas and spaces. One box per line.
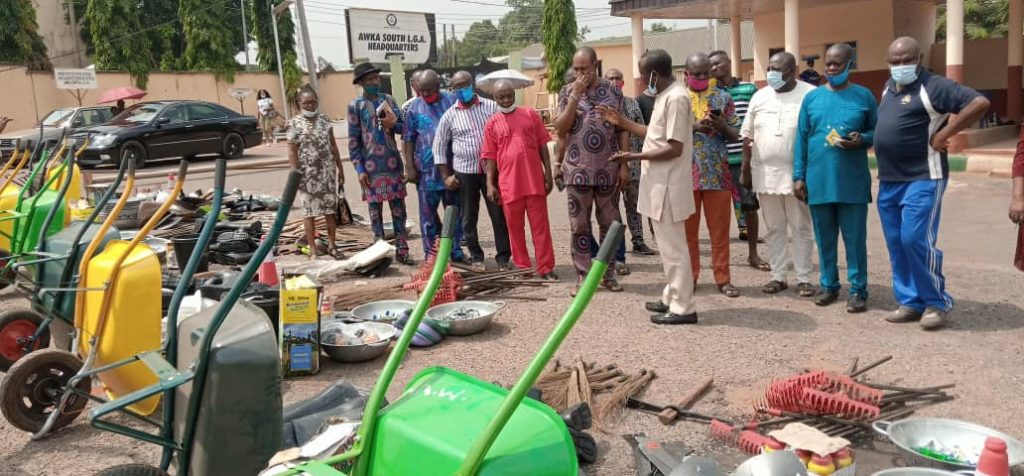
658, 377, 714, 424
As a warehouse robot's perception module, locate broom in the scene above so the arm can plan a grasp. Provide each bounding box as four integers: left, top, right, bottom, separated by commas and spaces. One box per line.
592, 369, 657, 433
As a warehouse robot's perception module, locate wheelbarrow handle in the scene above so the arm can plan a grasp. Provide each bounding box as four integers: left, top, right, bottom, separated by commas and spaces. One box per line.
595, 222, 625, 265
441, 206, 458, 238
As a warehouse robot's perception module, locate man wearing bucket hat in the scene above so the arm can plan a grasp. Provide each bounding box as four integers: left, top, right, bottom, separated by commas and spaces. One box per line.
348, 62, 414, 264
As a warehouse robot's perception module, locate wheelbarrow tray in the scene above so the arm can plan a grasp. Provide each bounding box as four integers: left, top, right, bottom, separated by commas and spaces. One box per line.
0, 186, 20, 251
14, 188, 67, 253
364, 366, 577, 476
81, 240, 162, 415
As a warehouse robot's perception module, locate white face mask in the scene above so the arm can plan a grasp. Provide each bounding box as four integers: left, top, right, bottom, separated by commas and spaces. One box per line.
643, 71, 658, 97
302, 109, 318, 118
498, 105, 516, 114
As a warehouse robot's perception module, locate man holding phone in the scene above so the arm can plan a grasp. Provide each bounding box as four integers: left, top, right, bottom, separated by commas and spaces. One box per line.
793, 43, 877, 313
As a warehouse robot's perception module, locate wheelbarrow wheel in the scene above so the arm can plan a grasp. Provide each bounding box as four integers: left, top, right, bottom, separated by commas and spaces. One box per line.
94, 464, 170, 476
0, 309, 50, 371
0, 349, 91, 433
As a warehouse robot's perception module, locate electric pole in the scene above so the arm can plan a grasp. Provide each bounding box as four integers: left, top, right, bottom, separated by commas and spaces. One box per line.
241, 0, 251, 68
294, 0, 319, 92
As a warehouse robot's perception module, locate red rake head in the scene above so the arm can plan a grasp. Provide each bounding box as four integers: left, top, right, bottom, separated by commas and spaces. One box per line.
801, 388, 881, 420
709, 419, 737, 442
737, 430, 769, 454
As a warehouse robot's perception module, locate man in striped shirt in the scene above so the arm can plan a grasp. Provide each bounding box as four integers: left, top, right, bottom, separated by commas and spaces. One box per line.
711, 50, 769, 272
433, 70, 512, 271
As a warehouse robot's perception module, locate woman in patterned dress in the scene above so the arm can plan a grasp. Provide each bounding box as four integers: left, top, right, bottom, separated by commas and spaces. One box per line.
288, 87, 344, 260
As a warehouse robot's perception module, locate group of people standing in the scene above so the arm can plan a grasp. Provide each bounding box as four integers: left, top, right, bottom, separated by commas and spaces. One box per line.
282, 34, 1008, 331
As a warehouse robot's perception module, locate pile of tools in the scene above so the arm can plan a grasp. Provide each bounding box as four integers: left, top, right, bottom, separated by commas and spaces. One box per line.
455, 266, 554, 301
536, 355, 657, 432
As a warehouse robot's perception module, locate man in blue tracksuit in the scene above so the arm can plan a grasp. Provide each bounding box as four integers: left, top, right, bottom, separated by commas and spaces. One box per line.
874, 37, 989, 330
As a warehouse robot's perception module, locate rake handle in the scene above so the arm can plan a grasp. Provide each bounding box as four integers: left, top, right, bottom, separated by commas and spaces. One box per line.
658, 377, 714, 424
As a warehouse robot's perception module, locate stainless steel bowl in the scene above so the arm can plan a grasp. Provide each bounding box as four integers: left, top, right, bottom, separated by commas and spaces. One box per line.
350, 299, 416, 323
320, 321, 397, 363
872, 468, 970, 476
425, 301, 505, 336
731, 450, 807, 476
874, 418, 1024, 470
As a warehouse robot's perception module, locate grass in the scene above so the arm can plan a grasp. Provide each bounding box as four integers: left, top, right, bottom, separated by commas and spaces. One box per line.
868, 155, 967, 172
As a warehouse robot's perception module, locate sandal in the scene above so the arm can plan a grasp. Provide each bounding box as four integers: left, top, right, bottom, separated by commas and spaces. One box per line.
761, 280, 788, 294
718, 283, 740, 298
796, 282, 816, 297
328, 248, 345, 260
601, 278, 624, 292
616, 263, 631, 276
749, 258, 771, 272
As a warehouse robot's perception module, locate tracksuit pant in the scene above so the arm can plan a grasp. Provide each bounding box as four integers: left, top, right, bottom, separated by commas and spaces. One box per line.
877, 179, 953, 312
810, 202, 868, 297
416, 187, 465, 260
503, 195, 555, 276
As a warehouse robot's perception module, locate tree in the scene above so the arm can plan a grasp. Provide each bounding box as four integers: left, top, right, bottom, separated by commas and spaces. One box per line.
542, 0, 577, 93
86, 0, 153, 87
458, 20, 505, 64
142, 0, 186, 71
181, 0, 241, 81
936, 0, 1008, 41
501, 0, 544, 48
0, 0, 50, 70
648, 22, 672, 33
250, 0, 303, 104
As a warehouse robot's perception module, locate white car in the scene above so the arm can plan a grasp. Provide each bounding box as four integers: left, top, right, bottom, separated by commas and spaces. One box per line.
0, 106, 116, 159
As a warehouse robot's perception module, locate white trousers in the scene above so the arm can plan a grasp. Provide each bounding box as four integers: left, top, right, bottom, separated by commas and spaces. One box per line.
758, 193, 815, 284
649, 205, 696, 315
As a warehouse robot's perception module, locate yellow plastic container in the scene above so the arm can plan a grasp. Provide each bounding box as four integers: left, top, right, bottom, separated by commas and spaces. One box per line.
0, 186, 18, 251
80, 240, 162, 415
47, 163, 81, 225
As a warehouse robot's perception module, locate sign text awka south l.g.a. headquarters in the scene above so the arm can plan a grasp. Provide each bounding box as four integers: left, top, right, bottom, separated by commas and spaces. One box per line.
356, 32, 430, 53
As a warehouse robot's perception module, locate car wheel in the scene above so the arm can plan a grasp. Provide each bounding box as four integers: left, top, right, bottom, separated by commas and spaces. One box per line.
222, 133, 244, 160
120, 141, 147, 169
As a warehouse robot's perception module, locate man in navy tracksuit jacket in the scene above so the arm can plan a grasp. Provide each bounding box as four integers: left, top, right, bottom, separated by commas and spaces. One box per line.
874, 37, 989, 330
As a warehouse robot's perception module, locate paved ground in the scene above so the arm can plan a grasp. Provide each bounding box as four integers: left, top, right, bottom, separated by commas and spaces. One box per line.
1, 144, 1022, 475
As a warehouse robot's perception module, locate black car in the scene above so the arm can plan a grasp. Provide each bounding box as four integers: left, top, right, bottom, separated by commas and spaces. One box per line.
71, 100, 262, 168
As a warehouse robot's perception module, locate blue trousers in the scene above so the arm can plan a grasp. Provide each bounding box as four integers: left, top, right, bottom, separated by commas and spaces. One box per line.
417, 187, 464, 260
810, 203, 868, 297
877, 180, 953, 312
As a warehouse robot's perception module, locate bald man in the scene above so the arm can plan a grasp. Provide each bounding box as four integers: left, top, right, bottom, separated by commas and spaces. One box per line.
874, 36, 989, 329
793, 43, 876, 313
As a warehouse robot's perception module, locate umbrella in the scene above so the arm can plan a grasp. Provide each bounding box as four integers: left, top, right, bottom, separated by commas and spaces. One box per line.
475, 69, 535, 94
97, 86, 147, 104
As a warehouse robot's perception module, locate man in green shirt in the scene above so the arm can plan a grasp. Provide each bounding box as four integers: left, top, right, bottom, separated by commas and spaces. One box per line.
711, 50, 768, 272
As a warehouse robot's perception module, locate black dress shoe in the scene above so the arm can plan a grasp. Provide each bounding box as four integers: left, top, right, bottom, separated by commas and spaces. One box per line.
645, 301, 669, 313
632, 243, 657, 255
846, 295, 868, 313
814, 290, 840, 306
650, 312, 698, 325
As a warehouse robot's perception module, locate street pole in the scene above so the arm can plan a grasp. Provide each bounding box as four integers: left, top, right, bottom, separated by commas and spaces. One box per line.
294, 0, 319, 93
67, 0, 83, 67
241, 0, 251, 68
272, 2, 292, 119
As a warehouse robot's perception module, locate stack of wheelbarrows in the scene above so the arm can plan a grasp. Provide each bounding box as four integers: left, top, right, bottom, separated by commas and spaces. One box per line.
0, 132, 624, 476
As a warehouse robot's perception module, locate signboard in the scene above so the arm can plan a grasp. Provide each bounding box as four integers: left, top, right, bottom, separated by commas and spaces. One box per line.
54, 68, 97, 90
228, 87, 252, 100
345, 8, 437, 65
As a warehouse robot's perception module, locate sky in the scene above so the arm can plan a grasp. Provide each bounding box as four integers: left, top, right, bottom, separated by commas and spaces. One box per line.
272, 0, 705, 69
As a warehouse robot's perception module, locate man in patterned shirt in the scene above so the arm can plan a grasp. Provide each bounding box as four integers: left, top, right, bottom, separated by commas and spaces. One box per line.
710, 50, 769, 272
685, 52, 742, 297
553, 47, 630, 294
402, 69, 466, 261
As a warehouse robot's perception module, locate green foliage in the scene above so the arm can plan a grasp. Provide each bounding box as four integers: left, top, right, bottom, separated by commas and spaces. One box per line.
181, 0, 241, 81
936, 0, 1008, 41
142, 0, 186, 71
649, 22, 672, 33
0, 0, 50, 70
86, 0, 153, 87
250, 0, 302, 105
458, 20, 505, 63
501, 0, 544, 48
542, 0, 577, 93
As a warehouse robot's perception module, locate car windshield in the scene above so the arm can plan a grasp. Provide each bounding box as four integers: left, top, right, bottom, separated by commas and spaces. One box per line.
114, 104, 163, 124
40, 109, 75, 127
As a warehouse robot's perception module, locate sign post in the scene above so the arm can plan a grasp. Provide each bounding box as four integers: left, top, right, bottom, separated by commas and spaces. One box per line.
345, 8, 437, 65
229, 87, 253, 114
54, 68, 98, 106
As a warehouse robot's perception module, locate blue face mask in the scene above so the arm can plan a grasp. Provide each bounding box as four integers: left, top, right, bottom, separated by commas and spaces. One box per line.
363, 84, 380, 96
457, 86, 475, 104
890, 64, 919, 86
826, 62, 851, 87
766, 71, 786, 90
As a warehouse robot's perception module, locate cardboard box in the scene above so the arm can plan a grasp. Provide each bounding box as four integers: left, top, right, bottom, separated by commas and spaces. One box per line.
280, 273, 322, 378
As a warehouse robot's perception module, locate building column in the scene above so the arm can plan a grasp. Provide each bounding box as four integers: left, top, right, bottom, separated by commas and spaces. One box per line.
631, 15, 645, 96
1008, 0, 1022, 121
946, 0, 964, 83
784, 0, 799, 55
730, 16, 742, 78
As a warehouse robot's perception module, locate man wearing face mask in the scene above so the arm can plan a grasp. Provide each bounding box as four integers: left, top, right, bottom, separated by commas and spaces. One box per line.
348, 62, 414, 265
481, 80, 557, 281
402, 69, 466, 261
740, 52, 817, 297
684, 52, 743, 298
874, 37, 989, 329
434, 70, 512, 272
609, 49, 698, 324
793, 43, 877, 313
553, 47, 631, 294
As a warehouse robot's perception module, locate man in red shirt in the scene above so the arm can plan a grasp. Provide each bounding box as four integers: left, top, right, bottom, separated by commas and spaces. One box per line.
481, 80, 558, 280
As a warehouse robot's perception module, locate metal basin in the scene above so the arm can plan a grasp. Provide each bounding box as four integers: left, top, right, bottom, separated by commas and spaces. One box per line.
350, 299, 415, 323
320, 321, 397, 363
872, 468, 969, 476
874, 418, 1024, 470
731, 450, 808, 476
425, 301, 505, 336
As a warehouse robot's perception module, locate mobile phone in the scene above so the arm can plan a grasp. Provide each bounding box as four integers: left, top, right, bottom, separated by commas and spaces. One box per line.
555, 176, 565, 191
710, 109, 723, 117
